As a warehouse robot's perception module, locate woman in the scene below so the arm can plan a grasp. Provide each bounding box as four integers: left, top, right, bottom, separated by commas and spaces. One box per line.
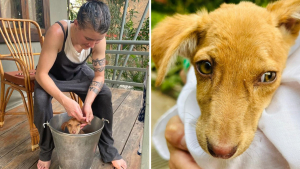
34, 1, 127, 168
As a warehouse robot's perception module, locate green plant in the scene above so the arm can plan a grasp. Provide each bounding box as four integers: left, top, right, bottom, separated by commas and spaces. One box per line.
117, 16, 149, 90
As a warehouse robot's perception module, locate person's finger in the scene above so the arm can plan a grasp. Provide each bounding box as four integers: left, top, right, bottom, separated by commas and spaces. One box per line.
165, 115, 187, 151
75, 106, 85, 121
89, 113, 94, 123
86, 111, 89, 123
169, 148, 201, 169
86, 111, 93, 123
80, 123, 87, 129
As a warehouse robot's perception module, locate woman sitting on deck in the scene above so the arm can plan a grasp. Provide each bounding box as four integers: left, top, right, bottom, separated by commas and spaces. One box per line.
33, 0, 127, 168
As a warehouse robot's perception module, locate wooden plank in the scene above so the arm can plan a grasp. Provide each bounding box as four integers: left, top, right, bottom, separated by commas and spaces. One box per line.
111, 88, 128, 102
0, 115, 27, 136
91, 149, 113, 169
0, 138, 38, 169
112, 90, 143, 152
51, 98, 65, 113
0, 121, 30, 158
111, 89, 130, 113
1, 96, 36, 135
121, 120, 143, 169
29, 162, 37, 169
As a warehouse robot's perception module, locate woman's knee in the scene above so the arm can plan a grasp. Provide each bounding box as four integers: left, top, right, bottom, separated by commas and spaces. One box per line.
34, 81, 52, 105
100, 85, 112, 100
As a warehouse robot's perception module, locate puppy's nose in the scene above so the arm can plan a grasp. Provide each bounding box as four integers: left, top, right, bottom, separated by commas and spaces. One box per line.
207, 142, 237, 159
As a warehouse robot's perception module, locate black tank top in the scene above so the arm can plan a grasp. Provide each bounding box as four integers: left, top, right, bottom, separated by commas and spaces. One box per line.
49, 21, 92, 80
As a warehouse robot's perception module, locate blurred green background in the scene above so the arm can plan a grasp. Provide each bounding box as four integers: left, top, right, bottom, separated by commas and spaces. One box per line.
151, 0, 273, 168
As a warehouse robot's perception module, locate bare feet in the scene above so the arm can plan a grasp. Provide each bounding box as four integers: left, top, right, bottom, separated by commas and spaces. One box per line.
112, 159, 127, 169
37, 160, 51, 169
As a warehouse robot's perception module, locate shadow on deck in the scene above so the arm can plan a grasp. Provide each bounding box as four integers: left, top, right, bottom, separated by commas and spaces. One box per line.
0, 88, 144, 169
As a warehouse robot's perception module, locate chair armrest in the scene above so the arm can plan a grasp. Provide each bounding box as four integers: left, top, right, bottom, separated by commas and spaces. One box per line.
0, 57, 34, 90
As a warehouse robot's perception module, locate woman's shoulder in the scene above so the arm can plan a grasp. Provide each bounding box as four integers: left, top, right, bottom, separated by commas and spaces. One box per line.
50, 20, 68, 35
44, 20, 68, 52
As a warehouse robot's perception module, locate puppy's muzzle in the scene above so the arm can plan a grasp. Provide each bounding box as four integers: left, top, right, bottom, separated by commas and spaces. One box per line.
207, 140, 237, 159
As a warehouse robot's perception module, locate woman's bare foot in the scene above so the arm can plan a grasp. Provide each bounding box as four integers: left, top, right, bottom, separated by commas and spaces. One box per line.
37, 160, 51, 169
112, 159, 127, 169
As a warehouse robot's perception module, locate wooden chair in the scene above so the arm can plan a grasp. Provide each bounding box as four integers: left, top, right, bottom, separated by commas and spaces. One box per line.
0, 18, 82, 151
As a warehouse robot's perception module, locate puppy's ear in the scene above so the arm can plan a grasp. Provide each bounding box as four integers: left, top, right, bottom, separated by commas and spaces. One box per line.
61, 122, 68, 131
220, 3, 236, 9
151, 11, 208, 86
267, 0, 300, 45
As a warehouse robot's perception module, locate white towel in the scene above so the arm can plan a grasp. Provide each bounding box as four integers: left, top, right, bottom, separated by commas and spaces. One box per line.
152, 35, 300, 169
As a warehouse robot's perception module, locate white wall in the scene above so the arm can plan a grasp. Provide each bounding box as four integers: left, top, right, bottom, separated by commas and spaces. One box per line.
0, 0, 68, 111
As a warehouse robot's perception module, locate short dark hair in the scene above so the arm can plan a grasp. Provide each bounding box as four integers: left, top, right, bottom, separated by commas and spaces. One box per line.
77, 0, 111, 34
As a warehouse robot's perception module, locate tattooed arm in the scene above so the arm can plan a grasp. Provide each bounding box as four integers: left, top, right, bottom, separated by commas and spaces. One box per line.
82, 36, 107, 123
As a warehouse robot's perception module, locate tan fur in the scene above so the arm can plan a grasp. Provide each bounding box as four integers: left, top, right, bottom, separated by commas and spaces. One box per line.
61, 118, 84, 134
152, 0, 300, 159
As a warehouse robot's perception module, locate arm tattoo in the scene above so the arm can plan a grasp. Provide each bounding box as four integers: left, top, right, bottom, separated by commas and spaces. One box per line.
89, 86, 100, 94
94, 67, 105, 72
89, 81, 104, 95
93, 58, 105, 72
91, 81, 104, 88
92, 58, 105, 66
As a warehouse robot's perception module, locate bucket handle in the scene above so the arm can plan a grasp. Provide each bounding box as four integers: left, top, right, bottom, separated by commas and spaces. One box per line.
43, 121, 49, 128
102, 118, 109, 124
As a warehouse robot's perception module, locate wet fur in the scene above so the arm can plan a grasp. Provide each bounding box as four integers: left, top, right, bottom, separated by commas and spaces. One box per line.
152, 0, 300, 158
61, 118, 84, 134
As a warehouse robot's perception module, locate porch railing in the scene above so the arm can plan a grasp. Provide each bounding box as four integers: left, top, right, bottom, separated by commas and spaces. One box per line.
101, 0, 149, 89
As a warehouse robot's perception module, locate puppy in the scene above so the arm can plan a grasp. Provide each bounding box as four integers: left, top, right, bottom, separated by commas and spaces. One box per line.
152, 0, 300, 159
61, 118, 84, 134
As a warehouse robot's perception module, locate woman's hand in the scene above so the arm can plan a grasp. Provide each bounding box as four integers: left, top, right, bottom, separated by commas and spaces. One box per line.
82, 103, 94, 123
62, 97, 85, 122
165, 115, 201, 169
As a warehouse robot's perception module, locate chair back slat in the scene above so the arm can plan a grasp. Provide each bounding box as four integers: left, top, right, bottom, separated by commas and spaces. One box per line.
16, 21, 28, 67
12, 21, 27, 67
24, 21, 34, 70
27, 21, 34, 70
0, 20, 21, 70
0, 19, 43, 71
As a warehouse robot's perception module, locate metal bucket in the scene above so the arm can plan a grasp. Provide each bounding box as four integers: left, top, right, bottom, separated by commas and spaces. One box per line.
44, 112, 108, 169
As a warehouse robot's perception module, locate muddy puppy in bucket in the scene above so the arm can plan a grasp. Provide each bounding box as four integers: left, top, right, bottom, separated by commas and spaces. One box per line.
61, 118, 85, 134
152, 0, 300, 168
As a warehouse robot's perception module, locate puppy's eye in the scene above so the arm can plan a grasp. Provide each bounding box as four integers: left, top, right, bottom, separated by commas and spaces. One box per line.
196, 61, 212, 75
260, 72, 276, 83
68, 124, 71, 126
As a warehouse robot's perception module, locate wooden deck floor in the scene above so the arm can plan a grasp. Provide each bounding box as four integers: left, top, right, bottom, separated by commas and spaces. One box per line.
0, 88, 144, 169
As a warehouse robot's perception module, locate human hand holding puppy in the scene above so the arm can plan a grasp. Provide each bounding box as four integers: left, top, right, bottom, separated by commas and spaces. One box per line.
62, 97, 86, 122
62, 97, 94, 128
165, 115, 201, 169
81, 103, 94, 129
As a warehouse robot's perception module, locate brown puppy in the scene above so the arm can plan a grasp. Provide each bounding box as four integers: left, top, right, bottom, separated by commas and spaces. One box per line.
61, 118, 84, 134
152, 0, 300, 159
